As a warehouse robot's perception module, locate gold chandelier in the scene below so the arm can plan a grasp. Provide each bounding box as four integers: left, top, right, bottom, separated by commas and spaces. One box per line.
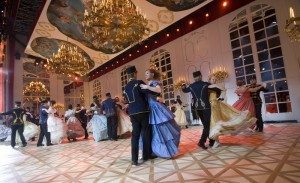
285, 7, 300, 42
82, 0, 149, 53
23, 81, 50, 97
46, 43, 93, 77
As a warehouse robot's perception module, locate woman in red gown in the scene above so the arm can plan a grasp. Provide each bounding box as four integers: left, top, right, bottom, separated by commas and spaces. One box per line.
233, 80, 265, 117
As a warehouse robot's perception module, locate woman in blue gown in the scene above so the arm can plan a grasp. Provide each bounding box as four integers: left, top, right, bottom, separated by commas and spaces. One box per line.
87, 98, 108, 142
140, 69, 181, 158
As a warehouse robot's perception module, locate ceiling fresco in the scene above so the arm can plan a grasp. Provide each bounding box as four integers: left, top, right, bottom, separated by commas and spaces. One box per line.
146, 0, 207, 11
25, 0, 212, 74
22, 57, 51, 78
46, 0, 108, 52
30, 37, 95, 69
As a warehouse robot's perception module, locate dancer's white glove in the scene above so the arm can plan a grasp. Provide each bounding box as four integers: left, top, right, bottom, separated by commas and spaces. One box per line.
140, 84, 148, 89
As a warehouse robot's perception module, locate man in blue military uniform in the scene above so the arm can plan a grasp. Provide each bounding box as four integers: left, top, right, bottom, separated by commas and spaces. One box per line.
0, 101, 27, 148
37, 100, 53, 147
102, 92, 118, 141
181, 71, 214, 149
123, 66, 155, 166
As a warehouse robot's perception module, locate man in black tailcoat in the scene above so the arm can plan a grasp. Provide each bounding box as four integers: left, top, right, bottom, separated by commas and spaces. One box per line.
249, 77, 268, 132
0, 101, 27, 148
75, 104, 88, 139
182, 71, 214, 149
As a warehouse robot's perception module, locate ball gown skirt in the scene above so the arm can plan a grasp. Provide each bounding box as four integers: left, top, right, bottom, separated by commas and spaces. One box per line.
117, 108, 132, 136
16, 121, 39, 143
148, 97, 181, 158
66, 117, 85, 139
88, 114, 108, 142
232, 92, 255, 117
174, 104, 188, 127
47, 116, 66, 144
0, 124, 11, 141
209, 92, 257, 140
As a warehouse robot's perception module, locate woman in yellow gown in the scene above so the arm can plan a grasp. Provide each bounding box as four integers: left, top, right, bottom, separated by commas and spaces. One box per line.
208, 76, 256, 148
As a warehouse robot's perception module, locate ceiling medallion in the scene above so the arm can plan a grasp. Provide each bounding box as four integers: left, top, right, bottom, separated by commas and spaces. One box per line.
147, 20, 160, 33
46, 43, 93, 77
157, 10, 174, 24
82, 0, 149, 53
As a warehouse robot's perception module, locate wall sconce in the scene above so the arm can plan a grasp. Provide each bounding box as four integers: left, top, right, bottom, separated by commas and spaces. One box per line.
285, 7, 300, 42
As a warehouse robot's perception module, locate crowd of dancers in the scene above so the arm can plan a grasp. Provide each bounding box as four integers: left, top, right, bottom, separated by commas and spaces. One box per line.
0, 66, 267, 166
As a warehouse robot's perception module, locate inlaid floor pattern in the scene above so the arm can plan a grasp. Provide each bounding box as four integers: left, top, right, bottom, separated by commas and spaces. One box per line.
0, 123, 300, 183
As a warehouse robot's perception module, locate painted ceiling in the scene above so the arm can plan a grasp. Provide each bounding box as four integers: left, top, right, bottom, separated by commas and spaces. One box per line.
25, 0, 213, 74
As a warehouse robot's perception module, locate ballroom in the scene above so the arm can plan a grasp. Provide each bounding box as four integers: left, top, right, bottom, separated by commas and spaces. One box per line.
0, 0, 300, 182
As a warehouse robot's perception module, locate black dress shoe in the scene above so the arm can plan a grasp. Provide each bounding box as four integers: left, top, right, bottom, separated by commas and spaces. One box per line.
37, 144, 44, 147
47, 143, 54, 146
149, 155, 157, 159
131, 161, 138, 166
22, 143, 27, 147
198, 143, 208, 150
209, 140, 215, 147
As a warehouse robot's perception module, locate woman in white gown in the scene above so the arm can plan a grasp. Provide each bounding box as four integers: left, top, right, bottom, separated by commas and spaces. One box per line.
46, 100, 65, 144
116, 104, 132, 136
0, 117, 11, 141
172, 101, 188, 128
87, 98, 108, 142
15, 114, 39, 143
65, 105, 85, 142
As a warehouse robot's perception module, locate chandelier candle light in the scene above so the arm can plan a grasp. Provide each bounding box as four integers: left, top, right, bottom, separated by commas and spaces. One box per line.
23, 81, 50, 97
46, 43, 93, 77
285, 7, 300, 42
174, 77, 188, 90
82, 0, 149, 52
210, 66, 229, 83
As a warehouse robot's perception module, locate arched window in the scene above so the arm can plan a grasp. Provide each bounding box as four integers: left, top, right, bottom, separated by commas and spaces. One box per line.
229, 9, 255, 85
229, 4, 291, 113
251, 4, 291, 113
150, 49, 174, 106
121, 67, 129, 91
64, 83, 84, 107
93, 79, 102, 100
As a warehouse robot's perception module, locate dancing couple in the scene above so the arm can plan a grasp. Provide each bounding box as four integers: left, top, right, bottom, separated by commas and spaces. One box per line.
182, 71, 266, 149
124, 66, 181, 166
